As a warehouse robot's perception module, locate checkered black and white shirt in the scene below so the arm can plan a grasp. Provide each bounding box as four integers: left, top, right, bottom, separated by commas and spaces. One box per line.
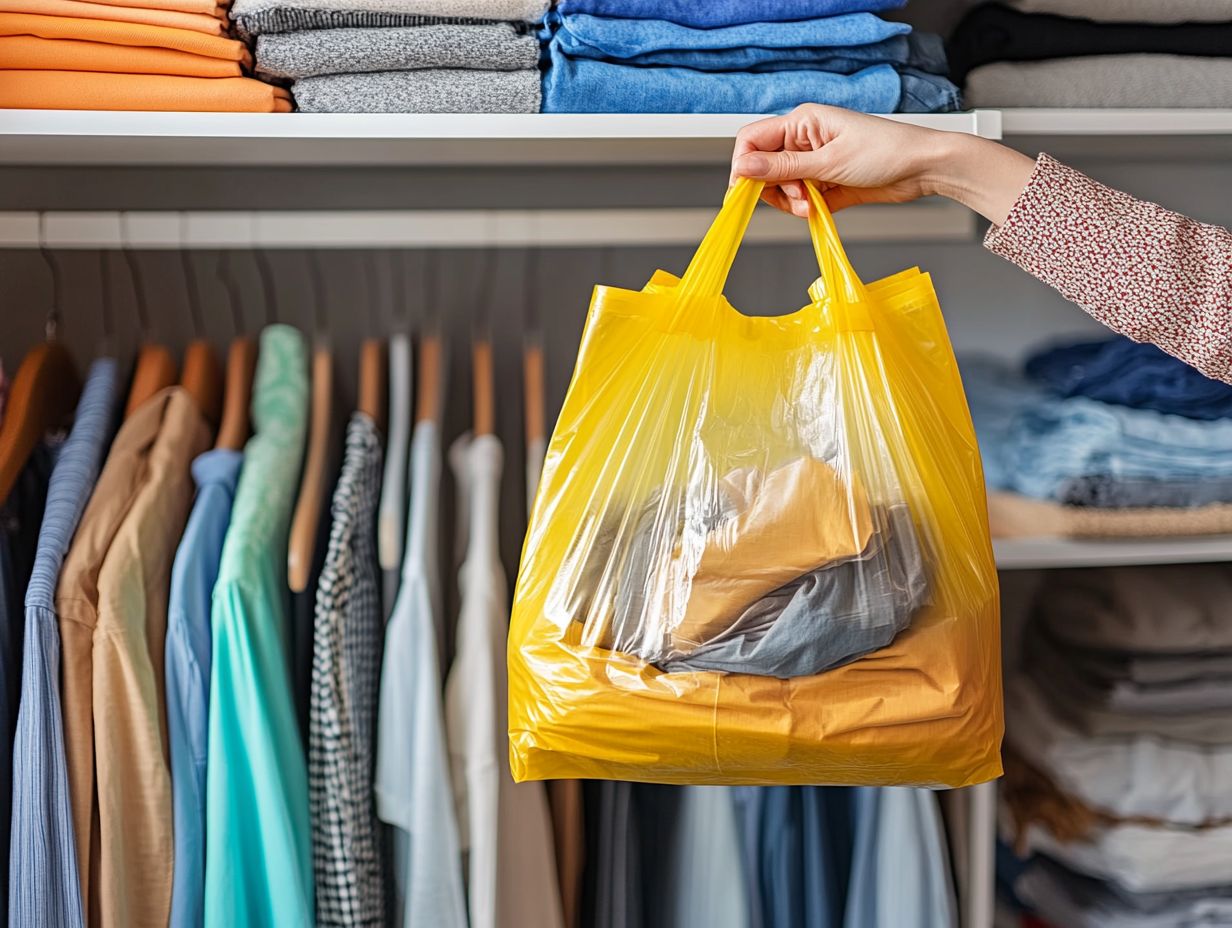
309, 413, 385, 926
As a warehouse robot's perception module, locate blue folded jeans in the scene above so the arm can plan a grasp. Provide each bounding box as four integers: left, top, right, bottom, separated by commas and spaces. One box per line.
962, 357, 1232, 501
543, 45, 905, 113
552, 0, 907, 28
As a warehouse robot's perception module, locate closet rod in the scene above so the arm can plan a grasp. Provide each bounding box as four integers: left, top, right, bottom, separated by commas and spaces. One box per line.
0, 203, 975, 250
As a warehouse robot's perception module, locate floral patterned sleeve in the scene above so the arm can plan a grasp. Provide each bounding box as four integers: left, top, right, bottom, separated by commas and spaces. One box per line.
984, 153, 1232, 385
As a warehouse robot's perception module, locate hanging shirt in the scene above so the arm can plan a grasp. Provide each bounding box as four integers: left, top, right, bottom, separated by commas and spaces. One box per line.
166, 448, 242, 928
445, 433, 564, 928
205, 325, 313, 928
844, 788, 957, 928
375, 419, 467, 928
9, 359, 118, 928
57, 385, 209, 928
309, 413, 385, 927
667, 788, 749, 928
0, 437, 56, 922
378, 332, 412, 615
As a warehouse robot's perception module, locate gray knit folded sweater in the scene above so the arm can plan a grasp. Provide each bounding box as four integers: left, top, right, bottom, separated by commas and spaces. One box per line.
291, 68, 541, 112
257, 23, 537, 78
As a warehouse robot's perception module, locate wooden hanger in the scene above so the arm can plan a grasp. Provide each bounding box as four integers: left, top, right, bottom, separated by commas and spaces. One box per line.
181, 340, 222, 432
176, 230, 223, 431
215, 336, 257, 451
0, 340, 81, 507
416, 333, 442, 425
288, 337, 333, 593
125, 344, 178, 417
288, 252, 335, 594
2, 217, 84, 505
359, 337, 385, 431
120, 217, 177, 416
472, 339, 494, 437
523, 339, 545, 448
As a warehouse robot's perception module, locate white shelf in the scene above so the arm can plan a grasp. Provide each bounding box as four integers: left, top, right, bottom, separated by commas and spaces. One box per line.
0, 110, 998, 167
994, 535, 1232, 570
999, 108, 1232, 136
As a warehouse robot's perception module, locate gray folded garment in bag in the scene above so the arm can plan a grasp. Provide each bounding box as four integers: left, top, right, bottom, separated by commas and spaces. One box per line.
291, 68, 541, 113
257, 23, 538, 79
964, 54, 1232, 107
653, 505, 929, 678
1016, 857, 1232, 928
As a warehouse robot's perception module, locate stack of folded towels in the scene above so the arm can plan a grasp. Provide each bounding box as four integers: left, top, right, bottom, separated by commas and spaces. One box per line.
540, 0, 960, 114
961, 338, 1232, 539
0, 0, 289, 110
233, 0, 546, 113
1000, 567, 1232, 928
949, 1, 1232, 108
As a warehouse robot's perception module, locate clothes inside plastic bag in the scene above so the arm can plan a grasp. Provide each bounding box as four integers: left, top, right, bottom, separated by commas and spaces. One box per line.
508, 179, 1002, 787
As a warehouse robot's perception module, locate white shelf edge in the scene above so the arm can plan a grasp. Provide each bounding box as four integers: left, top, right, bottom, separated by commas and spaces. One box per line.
999, 107, 1232, 136
0, 110, 996, 167
994, 534, 1232, 570
0, 202, 975, 249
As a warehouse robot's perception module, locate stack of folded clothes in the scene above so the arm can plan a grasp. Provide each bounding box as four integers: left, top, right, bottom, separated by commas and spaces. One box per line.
949, 1, 1232, 108
0, 0, 289, 109
232, 0, 545, 112
541, 0, 960, 114
1000, 567, 1232, 927
961, 339, 1232, 539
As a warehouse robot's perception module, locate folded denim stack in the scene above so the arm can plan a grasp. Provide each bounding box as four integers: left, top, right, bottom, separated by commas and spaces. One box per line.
1001, 567, 1232, 928
951, 2, 1232, 107
541, 0, 959, 114
231, 0, 545, 112
961, 347, 1232, 538
0, 4, 289, 110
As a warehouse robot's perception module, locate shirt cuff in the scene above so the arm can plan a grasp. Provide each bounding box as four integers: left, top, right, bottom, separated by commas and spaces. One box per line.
982, 152, 1071, 259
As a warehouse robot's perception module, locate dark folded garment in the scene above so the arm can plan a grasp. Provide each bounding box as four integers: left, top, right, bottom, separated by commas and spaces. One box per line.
948, 2, 1232, 83
233, 8, 513, 38
1027, 335, 1232, 421
1059, 474, 1232, 509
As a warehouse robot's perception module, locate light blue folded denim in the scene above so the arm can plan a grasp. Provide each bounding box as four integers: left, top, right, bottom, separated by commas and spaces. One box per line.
547, 11, 908, 57
552, 0, 907, 28
897, 68, 961, 112
546, 30, 948, 75
543, 45, 904, 113
961, 357, 1232, 502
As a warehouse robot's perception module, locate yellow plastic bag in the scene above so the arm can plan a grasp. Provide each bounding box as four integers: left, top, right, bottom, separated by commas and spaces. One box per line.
508, 179, 1002, 788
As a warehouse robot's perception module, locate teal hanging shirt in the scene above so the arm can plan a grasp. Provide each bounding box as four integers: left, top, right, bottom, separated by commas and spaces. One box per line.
205, 325, 313, 928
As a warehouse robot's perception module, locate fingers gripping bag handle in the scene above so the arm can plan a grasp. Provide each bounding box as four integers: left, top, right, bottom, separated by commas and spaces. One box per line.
507, 174, 1003, 791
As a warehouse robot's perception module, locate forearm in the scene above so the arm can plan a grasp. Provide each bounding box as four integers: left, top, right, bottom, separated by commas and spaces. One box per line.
922, 134, 1036, 227
984, 154, 1232, 385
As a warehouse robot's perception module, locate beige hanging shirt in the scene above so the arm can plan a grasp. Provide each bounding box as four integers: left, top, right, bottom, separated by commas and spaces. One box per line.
57, 386, 209, 928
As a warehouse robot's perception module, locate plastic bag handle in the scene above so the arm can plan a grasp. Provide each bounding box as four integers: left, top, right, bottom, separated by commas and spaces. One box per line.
679, 178, 867, 307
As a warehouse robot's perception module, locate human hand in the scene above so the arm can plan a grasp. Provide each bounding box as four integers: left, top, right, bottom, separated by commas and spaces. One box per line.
731, 104, 954, 217
730, 103, 1035, 226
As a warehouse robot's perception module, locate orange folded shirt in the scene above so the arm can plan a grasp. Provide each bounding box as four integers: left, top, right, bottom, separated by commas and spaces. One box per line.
0, 35, 247, 76
72, 0, 220, 14
0, 0, 227, 35
0, 12, 247, 61
0, 70, 292, 111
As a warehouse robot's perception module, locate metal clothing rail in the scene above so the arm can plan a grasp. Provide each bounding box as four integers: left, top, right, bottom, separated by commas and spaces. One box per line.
0, 202, 976, 250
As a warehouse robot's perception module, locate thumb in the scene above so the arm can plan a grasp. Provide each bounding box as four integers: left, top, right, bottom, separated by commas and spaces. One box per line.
734, 149, 821, 183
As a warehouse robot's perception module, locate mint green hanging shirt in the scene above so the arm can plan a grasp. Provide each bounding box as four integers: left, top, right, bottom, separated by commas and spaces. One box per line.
205, 325, 314, 928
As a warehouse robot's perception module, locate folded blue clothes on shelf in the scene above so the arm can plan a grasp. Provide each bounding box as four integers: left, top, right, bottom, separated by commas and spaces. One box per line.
542, 46, 959, 113
551, 0, 907, 28
1026, 335, 1232, 421
962, 357, 1232, 504
544, 12, 948, 74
